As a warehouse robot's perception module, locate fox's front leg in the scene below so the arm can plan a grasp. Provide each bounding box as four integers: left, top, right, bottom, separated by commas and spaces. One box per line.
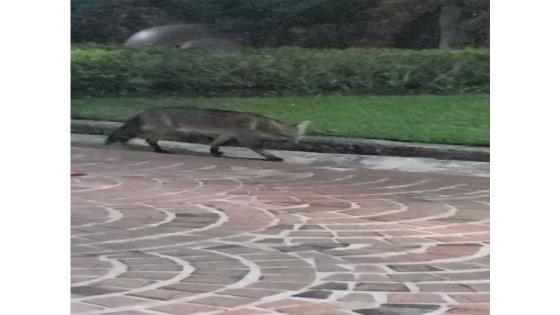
209, 134, 233, 157
249, 147, 283, 161
237, 134, 282, 161
145, 138, 170, 153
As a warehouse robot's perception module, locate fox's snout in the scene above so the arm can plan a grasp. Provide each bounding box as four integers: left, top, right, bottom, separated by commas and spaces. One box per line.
292, 120, 310, 145
105, 134, 116, 145
105, 128, 133, 145
105, 115, 143, 145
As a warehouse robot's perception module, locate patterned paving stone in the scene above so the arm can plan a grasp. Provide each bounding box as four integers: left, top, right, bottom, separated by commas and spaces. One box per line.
71, 147, 489, 314
103, 311, 155, 315
355, 283, 410, 292
311, 282, 349, 290
388, 264, 445, 272
293, 290, 333, 299
417, 283, 477, 293
71, 286, 122, 297
86, 295, 152, 308
211, 309, 266, 315
189, 295, 255, 307
357, 274, 393, 282
355, 303, 440, 315
466, 283, 490, 292
127, 288, 194, 300
387, 273, 445, 282
448, 293, 490, 303
446, 306, 490, 315
339, 293, 376, 303
71, 303, 104, 313
220, 288, 282, 298
150, 303, 221, 314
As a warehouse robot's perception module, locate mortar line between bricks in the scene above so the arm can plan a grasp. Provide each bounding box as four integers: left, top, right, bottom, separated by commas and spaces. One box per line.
160, 177, 246, 203
115, 179, 205, 200
347, 178, 391, 186
217, 199, 284, 236
195, 251, 328, 312
359, 268, 491, 274
73, 175, 123, 193
74, 206, 124, 230
72, 146, 489, 314
334, 242, 486, 265
74, 252, 195, 305
129, 202, 176, 230
71, 255, 128, 288
84, 204, 229, 245
423, 306, 448, 315
324, 201, 462, 226
76, 247, 265, 315
328, 184, 470, 197
441, 294, 458, 304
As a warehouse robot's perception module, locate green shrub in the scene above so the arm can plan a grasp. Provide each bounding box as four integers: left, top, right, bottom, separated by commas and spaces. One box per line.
71, 44, 489, 97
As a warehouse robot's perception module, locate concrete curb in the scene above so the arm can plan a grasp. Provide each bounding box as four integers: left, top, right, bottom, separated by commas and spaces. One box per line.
71, 119, 490, 162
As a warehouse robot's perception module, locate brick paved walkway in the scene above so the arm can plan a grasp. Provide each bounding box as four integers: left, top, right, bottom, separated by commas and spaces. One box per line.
72, 147, 489, 315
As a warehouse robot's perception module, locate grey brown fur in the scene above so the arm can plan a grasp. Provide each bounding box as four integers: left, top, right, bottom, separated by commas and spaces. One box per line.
105, 107, 310, 161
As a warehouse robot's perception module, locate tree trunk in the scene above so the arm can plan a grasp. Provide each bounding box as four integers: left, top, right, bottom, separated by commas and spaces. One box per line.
438, 0, 467, 48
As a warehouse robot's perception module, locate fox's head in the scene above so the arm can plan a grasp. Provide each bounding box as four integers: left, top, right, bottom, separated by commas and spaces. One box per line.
105, 128, 133, 145
267, 120, 310, 144
294, 120, 310, 144
105, 133, 118, 145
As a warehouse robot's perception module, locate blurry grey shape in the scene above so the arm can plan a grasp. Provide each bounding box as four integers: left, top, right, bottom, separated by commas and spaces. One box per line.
178, 38, 242, 53
124, 24, 217, 47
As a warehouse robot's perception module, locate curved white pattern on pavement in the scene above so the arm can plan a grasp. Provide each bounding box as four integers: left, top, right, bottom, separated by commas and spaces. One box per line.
72, 147, 490, 315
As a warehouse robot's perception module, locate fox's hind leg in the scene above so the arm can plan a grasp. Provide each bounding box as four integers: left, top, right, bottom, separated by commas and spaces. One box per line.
210, 134, 233, 156
105, 115, 143, 145
249, 147, 283, 161
146, 138, 170, 153
236, 133, 282, 161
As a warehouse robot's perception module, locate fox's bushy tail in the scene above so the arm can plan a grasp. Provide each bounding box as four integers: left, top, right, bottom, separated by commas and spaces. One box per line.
105, 115, 143, 145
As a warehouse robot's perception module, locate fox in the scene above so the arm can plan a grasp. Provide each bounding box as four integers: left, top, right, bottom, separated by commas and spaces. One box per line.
105, 106, 310, 161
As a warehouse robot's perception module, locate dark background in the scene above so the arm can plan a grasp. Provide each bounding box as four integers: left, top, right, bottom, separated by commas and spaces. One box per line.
71, 0, 489, 49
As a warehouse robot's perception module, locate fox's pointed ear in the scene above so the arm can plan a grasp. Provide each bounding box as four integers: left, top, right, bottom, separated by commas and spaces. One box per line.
297, 121, 311, 136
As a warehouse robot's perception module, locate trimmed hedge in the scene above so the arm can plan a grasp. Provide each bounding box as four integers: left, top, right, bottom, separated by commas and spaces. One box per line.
72, 44, 489, 97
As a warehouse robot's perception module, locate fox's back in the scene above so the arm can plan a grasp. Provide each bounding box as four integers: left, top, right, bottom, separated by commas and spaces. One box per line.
142, 107, 252, 125
137, 107, 286, 138
107, 106, 308, 155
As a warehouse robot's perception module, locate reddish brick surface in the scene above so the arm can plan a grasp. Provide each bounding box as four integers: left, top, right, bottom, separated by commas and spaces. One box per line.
387, 293, 447, 304
189, 295, 254, 308
71, 147, 489, 315
449, 293, 490, 303
446, 306, 490, 315
212, 309, 265, 315
150, 303, 221, 314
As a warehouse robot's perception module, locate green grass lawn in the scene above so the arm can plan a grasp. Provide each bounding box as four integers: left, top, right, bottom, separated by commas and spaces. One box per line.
71, 94, 489, 146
